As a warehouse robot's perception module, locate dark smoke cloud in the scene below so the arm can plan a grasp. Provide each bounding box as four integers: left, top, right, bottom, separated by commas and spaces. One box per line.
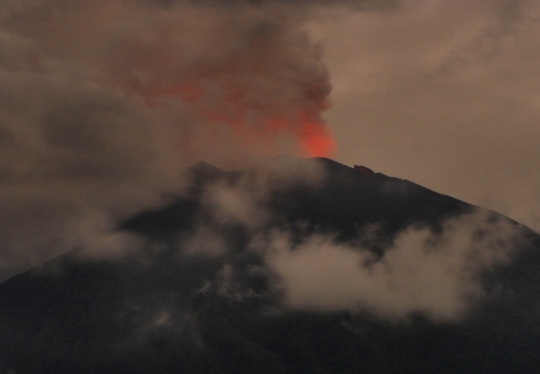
0, 0, 345, 279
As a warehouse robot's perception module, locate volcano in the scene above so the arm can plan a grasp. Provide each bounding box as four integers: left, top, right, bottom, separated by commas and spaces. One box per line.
1, 157, 539, 373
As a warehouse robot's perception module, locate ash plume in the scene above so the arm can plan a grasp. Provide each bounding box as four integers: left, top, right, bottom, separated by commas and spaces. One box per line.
0, 0, 346, 279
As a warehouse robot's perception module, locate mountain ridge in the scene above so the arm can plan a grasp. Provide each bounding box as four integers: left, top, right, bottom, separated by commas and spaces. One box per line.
1, 156, 539, 373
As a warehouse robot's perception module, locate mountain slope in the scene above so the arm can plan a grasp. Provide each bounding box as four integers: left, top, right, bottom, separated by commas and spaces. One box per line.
1, 157, 539, 373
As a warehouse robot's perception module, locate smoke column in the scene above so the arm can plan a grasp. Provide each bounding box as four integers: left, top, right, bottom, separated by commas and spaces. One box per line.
47, 0, 337, 161
0, 0, 351, 279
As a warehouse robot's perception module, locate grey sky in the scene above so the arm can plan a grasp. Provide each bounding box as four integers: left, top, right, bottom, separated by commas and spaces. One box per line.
305, 0, 540, 231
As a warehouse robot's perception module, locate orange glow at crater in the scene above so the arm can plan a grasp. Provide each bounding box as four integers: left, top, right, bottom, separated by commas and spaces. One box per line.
123, 56, 336, 161
296, 113, 336, 157
65, 2, 338, 167
135, 77, 337, 160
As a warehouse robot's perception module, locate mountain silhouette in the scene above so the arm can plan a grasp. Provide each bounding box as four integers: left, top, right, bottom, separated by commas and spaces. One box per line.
1, 157, 539, 373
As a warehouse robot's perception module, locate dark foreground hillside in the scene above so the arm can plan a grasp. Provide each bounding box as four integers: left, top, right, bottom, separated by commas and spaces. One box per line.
1, 157, 539, 373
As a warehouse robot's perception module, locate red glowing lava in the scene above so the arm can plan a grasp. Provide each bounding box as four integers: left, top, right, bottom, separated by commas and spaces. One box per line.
296, 112, 336, 157
123, 58, 336, 161
78, 2, 338, 166
134, 77, 336, 160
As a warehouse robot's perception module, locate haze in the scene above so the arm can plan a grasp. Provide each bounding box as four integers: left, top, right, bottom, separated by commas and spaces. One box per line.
307, 0, 540, 232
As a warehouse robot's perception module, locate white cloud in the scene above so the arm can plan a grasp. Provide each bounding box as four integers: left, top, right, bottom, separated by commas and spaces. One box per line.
264, 210, 527, 321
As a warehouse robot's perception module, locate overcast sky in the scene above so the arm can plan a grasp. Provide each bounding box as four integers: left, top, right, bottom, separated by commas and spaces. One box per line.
305, 0, 540, 232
